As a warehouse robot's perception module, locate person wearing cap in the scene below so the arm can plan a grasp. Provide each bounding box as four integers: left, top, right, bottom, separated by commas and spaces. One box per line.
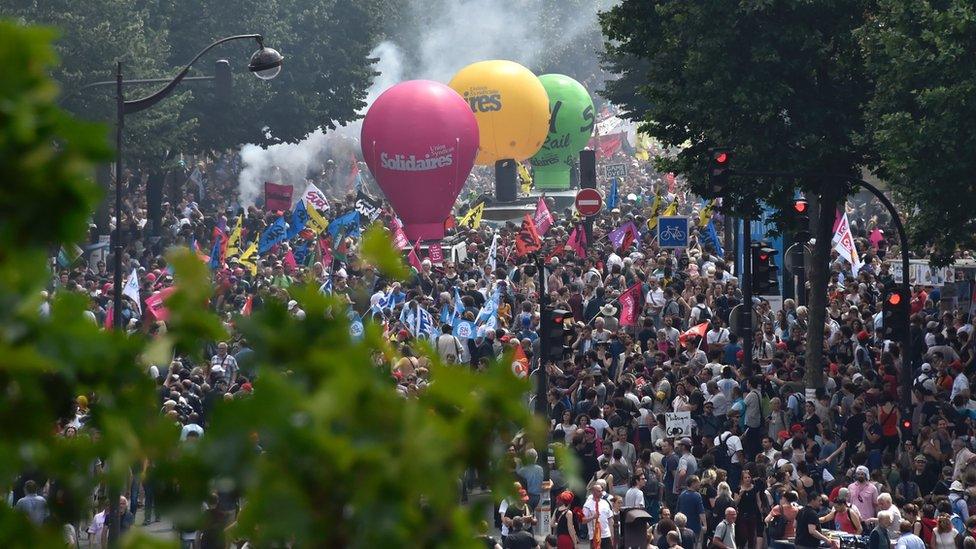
909, 454, 937, 497
674, 437, 698, 497
552, 490, 579, 548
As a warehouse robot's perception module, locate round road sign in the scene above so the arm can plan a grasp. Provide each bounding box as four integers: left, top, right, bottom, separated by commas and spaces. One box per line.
575, 188, 603, 217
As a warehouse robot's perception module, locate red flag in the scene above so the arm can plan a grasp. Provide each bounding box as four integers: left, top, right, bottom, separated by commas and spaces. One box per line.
587, 132, 624, 158
145, 286, 177, 322
283, 249, 298, 272
679, 322, 710, 346
346, 155, 360, 191
566, 225, 587, 257
264, 182, 293, 211
444, 215, 456, 231
514, 214, 542, 256
533, 197, 554, 235
104, 305, 114, 330
545, 243, 565, 264
407, 238, 423, 271
241, 295, 253, 317
620, 224, 636, 252
618, 283, 643, 327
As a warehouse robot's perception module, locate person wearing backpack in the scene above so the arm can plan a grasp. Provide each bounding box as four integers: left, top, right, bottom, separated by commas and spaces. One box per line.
714, 424, 744, 492
691, 293, 713, 322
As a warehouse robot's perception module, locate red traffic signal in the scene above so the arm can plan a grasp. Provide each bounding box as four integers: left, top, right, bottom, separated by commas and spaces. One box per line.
888, 293, 902, 306
714, 151, 728, 164
793, 199, 808, 214
902, 419, 912, 429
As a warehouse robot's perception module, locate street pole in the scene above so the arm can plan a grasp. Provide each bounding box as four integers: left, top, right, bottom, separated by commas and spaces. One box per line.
741, 218, 753, 375
107, 60, 124, 544
535, 254, 550, 478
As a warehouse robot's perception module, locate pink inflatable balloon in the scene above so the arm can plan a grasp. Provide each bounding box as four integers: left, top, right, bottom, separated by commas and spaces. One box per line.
361, 80, 479, 241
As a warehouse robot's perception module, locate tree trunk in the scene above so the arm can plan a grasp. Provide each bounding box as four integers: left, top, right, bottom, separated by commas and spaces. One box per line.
803, 185, 841, 395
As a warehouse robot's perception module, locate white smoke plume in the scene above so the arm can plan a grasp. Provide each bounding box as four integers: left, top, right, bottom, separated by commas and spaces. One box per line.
237, 0, 612, 205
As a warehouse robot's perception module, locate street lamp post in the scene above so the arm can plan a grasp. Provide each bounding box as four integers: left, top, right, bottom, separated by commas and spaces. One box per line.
107, 34, 282, 544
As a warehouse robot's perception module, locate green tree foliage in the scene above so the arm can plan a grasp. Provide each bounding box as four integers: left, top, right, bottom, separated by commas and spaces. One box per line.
0, 19, 538, 548
859, 0, 976, 266
1, 0, 195, 171
600, 0, 874, 388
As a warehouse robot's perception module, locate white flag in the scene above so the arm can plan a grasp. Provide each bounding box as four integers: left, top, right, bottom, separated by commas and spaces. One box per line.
488, 232, 499, 273
300, 182, 330, 212
832, 212, 863, 276
122, 268, 142, 316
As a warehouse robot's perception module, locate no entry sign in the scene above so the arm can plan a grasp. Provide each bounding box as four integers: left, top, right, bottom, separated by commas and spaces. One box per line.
575, 188, 603, 217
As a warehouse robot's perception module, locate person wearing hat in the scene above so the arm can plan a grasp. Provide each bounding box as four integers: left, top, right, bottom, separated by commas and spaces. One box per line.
552, 490, 579, 548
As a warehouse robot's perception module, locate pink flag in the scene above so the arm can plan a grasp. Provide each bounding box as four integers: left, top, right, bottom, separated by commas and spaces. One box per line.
566, 225, 587, 257
665, 172, 677, 193
428, 243, 444, 264
104, 305, 114, 330
390, 216, 410, 249
533, 197, 554, 235
145, 286, 177, 322
264, 182, 294, 211
283, 249, 298, 272
869, 229, 884, 249
407, 239, 423, 271
319, 238, 333, 269
241, 295, 253, 317
618, 283, 643, 327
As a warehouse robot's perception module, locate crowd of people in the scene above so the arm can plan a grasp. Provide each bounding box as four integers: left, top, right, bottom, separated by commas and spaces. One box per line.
9, 99, 976, 549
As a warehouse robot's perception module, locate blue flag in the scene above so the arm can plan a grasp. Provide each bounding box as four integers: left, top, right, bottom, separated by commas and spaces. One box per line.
293, 242, 309, 265
259, 217, 288, 254
453, 288, 465, 319
440, 303, 452, 325
452, 319, 476, 340
208, 236, 223, 271
706, 220, 724, 257
414, 303, 436, 339
606, 177, 619, 210
287, 200, 309, 239
476, 286, 500, 325
319, 275, 333, 295
328, 210, 361, 240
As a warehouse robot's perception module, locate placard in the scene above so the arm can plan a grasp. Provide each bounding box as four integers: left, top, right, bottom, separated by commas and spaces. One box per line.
664, 411, 692, 437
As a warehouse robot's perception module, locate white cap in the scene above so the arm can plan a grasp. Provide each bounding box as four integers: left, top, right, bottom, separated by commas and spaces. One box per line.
288, 299, 298, 309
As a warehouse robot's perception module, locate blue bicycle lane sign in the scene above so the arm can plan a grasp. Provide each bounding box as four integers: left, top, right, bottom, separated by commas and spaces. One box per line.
658, 216, 690, 249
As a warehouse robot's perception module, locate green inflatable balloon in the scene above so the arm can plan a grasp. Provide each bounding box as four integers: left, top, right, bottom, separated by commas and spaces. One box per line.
530, 74, 595, 191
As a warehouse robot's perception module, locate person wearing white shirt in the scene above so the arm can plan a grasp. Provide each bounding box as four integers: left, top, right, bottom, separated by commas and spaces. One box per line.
583, 484, 615, 546
951, 369, 970, 400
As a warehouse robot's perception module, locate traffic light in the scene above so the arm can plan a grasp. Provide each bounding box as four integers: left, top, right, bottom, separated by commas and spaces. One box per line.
541, 307, 573, 364
882, 288, 910, 340
792, 198, 811, 243
751, 242, 780, 294
707, 148, 732, 196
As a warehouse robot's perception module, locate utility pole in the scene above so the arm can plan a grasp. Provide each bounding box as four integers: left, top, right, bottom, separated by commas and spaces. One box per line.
741, 218, 753, 375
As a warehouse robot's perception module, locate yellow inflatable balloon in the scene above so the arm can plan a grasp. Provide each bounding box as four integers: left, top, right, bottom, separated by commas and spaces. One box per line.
449, 60, 550, 166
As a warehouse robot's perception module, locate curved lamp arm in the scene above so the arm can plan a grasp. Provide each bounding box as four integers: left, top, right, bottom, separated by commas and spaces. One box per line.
123, 34, 263, 115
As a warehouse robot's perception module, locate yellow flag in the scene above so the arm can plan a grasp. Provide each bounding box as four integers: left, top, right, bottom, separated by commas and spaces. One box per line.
517, 161, 533, 195
305, 202, 330, 236
226, 215, 243, 257
458, 201, 484, 229
238, 242, 258, 275
635, 133, 652, 162
662, 200, 678, 217
698, 200, 716, 228
646, 193, 664, 231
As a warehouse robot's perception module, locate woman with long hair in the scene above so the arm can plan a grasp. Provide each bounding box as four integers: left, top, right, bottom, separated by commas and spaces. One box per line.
933, 514, 959, 549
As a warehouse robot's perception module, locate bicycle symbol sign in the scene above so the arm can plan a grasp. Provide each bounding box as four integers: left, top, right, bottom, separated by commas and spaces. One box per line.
658, 216, 690, 249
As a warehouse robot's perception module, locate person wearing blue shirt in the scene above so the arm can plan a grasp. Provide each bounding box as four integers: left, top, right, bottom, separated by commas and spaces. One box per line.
723, 334, 742, 366
675, 476, 707, 544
